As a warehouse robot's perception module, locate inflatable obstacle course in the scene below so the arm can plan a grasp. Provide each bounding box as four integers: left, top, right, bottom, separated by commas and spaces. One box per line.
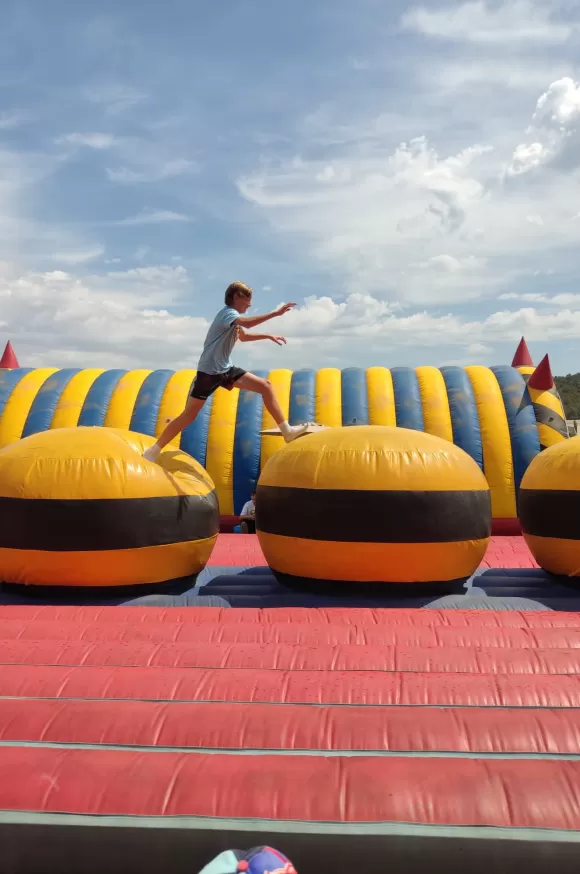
0, 338, 568, 523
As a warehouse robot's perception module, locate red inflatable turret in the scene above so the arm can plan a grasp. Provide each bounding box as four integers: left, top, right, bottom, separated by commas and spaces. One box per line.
511, 336, 533, 367
0, 341, 19, 369
527, 354, 555, 391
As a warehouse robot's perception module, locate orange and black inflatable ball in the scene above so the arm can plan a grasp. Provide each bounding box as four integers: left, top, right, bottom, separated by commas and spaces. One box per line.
256, 425, 491, 585
519, 436, 580, 576
0, 427, 219, 586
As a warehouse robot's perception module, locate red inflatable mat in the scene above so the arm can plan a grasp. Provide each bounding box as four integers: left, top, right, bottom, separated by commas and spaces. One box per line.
2, 663, 580, 707
208, 534, 538, 569
0, 617, 579, 647
0, 745, 579, 830
1, 698, 580, 756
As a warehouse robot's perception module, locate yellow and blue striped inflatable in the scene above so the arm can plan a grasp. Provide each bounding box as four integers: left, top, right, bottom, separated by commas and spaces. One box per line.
0, 364, 566, 520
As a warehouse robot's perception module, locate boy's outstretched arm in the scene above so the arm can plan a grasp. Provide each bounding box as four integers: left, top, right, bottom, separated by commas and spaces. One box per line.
238, 329, 287, 346
233, 302, 295, 329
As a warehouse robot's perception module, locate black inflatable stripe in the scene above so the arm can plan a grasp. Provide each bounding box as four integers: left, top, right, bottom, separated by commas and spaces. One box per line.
256, 486, 491, 543
0, 493, 219, 552
519, 489, 580, 541
532, 402, 568, 437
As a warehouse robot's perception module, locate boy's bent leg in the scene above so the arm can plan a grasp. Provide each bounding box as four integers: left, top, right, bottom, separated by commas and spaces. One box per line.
143, 397, 205, 462
236, 372, 309, 442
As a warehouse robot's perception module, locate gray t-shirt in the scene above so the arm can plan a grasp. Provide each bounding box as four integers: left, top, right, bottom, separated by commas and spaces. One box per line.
197, 306, 240, 374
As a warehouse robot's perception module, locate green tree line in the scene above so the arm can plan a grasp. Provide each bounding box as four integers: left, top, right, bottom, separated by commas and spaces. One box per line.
555, 374, 580, 420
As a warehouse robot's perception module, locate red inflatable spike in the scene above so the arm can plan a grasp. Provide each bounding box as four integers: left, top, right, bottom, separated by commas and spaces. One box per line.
0, 341, 19, 369
511, 336, 533, 367
527, 354, 554, 391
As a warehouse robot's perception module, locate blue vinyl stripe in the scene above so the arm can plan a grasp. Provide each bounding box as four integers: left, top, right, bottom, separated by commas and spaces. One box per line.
491, 365, 541, 496
180, 381, 213, 468
78, 370, 128, 427
129, 369, 174, 436
341, 368, 369, 426
0, 368, 33, 417
21, 369, 82, 438
390, 367, 424, 431
289, 369, 316, 425
232, 369, 268, 514
440, 366, 483, 469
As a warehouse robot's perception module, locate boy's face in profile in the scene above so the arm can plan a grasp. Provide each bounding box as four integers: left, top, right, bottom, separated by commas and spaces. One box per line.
234, 292, 252, 313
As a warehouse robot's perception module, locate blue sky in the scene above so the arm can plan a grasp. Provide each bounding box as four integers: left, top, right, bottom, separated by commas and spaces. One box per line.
1, 0, 580, 373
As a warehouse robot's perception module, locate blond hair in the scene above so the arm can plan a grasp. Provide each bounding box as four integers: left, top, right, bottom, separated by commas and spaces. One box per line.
225, 281, 253, 306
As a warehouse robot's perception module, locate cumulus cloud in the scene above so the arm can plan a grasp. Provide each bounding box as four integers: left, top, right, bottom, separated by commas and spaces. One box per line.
507, 77, 580, 174
0, 264, 207, 369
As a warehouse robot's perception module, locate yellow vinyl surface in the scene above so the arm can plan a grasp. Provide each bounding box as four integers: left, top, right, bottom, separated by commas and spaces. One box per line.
522, 535, 580, 578
259, 532, 489, 583
466, 365, 516, 519
366, 367, 396, 426
520, 436, 580, 491
0, 368, 58, 449
415, 366, 453, 443
205, 386, 240, 515
260, 369, 292, 472
50, 369, 105, 430
0, 536, 217, 587
0, 427, 215, 500
259, 425, 489, 493
315, 368, 342, 427
156, 369, 197, 446
104, 370, 151, 429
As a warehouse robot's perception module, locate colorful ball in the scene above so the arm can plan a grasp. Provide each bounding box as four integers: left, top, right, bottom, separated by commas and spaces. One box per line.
198, 846, 296, 874
519, 436, 580, 576
256, 425, 491, 585
0, 427, 219, 586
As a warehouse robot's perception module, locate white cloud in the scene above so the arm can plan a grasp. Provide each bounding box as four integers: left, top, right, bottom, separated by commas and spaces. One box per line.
116, 209, 191, 225
237, 76, 580, 306
0, 264, 207, 369
507, 77, 580, 174
533, 76, 580, 126
59, 132, 117, 150
401, 1, 576, 45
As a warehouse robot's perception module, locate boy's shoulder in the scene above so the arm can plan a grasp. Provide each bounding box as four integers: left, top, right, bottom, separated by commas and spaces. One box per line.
212, 305, 238, 324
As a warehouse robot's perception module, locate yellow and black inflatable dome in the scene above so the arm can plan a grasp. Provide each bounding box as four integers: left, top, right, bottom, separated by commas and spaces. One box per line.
256, 425, 491, 585
0, 427, 219, 587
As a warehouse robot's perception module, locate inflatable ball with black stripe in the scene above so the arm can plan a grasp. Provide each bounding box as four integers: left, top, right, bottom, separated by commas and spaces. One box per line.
256, 425, 491, 585
0, 427, 219, 586
519, 436, 580, 577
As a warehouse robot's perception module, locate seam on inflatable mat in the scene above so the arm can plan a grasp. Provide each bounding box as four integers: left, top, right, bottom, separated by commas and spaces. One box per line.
0, 811, 579, 841
1, 695, 580, 710
0, 740, 579, 759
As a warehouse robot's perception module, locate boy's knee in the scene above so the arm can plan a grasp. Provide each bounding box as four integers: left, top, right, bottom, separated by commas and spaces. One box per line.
261, 379, 273, 396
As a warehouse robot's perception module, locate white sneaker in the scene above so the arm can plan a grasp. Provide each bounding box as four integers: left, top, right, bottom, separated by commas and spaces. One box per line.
283, 423, 310, 443
143, 445, 161, 463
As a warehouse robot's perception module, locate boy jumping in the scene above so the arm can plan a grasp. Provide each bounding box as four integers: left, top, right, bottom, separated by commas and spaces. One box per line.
143, 282, 310, 462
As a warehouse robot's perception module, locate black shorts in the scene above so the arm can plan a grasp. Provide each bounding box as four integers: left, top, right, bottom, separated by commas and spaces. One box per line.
190, 367, 246, 400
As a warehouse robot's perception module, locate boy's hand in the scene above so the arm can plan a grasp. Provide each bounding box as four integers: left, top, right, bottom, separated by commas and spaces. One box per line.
270, 335, 287, 345
274, 302, 296, 317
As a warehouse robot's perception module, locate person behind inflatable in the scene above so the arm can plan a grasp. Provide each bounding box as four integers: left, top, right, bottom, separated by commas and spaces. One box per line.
198, 845, 296, 874
240, 490, 257, 533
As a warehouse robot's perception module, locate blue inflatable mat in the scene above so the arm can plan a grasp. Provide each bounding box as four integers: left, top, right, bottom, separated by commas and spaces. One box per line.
196, 566, 580, 611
